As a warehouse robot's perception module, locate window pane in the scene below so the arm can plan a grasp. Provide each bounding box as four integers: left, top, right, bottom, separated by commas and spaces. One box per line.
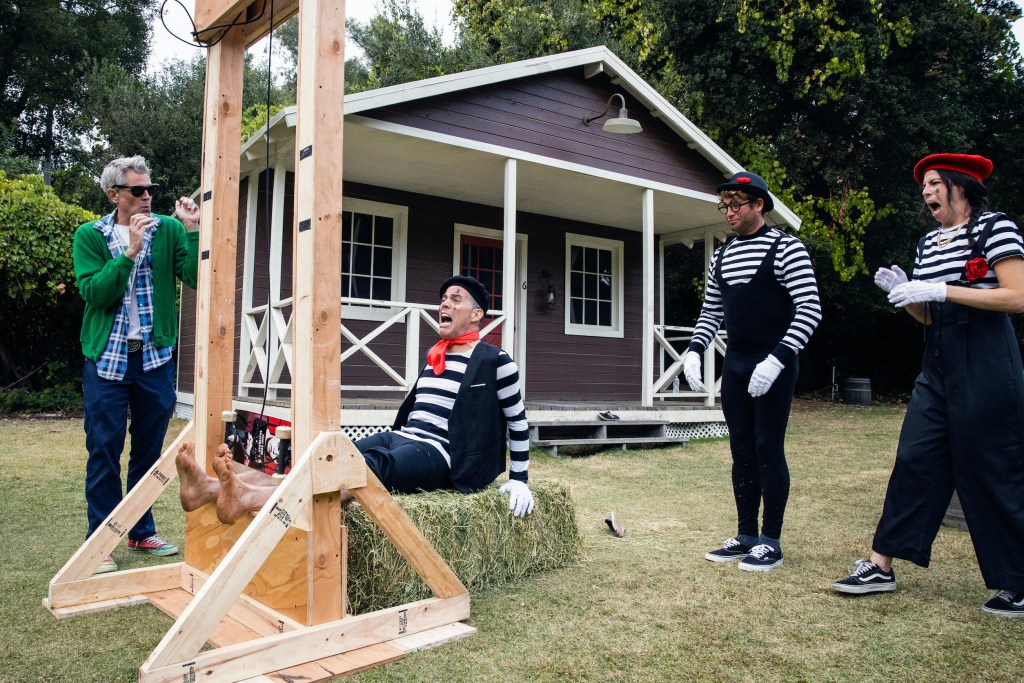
584, 247, 597, 272
599, 274, 611, 300
341, 274, 349, 296
571, 299, 583, 324
599, 249, 611, 273
351, 276, 371, 298
371, 278, 391, 300
352, 245, 372, 274
480, 247, 494, 270
463, 244, 474, 267
584, 300, 597, 325
342, 212, 351, 242
352, 213, 373, 243
372, 250, 392, 277
584, 273, 597, 298
342, 243, 351, 272
599, 301, 612, 326
571, 271, 583, 296
570, 245, 583, 271
375, 217, 393, 246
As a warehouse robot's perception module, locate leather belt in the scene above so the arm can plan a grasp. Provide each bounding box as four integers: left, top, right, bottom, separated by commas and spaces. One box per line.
127, 339, 143, 353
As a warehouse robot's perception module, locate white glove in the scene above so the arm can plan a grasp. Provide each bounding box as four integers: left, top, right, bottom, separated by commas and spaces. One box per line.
682, 351, 705, 392
874, 265, 908, 293
888, 281, 946, 308
499, 479, 535, 517
748, 355, 784, 398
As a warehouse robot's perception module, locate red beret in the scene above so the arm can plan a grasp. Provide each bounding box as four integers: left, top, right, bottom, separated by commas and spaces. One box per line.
913, 153, 993, 184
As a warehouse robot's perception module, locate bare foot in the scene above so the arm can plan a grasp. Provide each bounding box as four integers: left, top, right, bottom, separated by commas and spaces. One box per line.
176, 442, 219, 512
213, 451, 276, 524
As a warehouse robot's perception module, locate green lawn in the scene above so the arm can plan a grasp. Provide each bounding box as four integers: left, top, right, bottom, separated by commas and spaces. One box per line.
1, 401, 1021, 682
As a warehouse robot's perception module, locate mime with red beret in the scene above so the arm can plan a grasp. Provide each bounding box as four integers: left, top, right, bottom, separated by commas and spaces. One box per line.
833, 153, 1024, 617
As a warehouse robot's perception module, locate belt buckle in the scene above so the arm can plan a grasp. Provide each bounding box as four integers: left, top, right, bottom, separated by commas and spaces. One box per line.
127, 339, 143, 353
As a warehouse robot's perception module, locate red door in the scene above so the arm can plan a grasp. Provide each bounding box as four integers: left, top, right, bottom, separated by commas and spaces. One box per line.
458, 234, 503, 347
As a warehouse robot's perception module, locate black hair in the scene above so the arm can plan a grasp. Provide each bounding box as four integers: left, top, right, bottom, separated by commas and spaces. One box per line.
918, 168, 990, 246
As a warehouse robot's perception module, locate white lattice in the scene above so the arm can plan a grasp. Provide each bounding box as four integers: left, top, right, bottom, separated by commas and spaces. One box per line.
666, 422, 729, 440
340, 425, 391, 441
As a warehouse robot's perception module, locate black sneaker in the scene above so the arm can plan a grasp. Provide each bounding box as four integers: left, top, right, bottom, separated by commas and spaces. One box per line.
832, 559, 897, 594
738, 544, 783, 572
704, 537, 751, 563
982, 590, 1024, 618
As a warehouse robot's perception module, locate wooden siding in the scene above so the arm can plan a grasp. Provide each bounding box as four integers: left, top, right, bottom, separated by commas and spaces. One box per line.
361, 70, 723, 194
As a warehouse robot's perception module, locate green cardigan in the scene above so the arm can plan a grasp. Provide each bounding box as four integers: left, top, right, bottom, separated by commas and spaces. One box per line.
73, 213, 199, 360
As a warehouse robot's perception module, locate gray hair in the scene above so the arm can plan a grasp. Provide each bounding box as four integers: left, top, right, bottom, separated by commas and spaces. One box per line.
100, 155, 150, 192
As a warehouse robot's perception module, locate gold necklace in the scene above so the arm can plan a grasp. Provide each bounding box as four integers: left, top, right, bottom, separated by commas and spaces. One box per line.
936, 221, 967, 248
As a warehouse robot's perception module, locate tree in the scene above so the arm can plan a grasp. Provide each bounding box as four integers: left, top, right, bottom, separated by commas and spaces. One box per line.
0, 0, 156, 182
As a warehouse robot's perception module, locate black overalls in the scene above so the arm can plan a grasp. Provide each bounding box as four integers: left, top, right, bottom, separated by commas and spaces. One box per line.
873, 229, 1024, 591
718, 234, 800, 541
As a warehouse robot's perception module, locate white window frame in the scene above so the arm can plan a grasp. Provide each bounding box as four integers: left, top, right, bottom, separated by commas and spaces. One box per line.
341, 197, 409, 322
564, 232, 624, 338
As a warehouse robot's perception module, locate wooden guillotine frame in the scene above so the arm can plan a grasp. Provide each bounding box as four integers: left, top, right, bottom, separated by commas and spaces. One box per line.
43, 0, 474, 680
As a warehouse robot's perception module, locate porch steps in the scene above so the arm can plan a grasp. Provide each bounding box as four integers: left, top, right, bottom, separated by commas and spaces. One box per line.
529, 419, 687, 456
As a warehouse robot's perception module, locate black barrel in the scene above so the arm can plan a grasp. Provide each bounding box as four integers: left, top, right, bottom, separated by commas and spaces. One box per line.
841, 378, 872, 405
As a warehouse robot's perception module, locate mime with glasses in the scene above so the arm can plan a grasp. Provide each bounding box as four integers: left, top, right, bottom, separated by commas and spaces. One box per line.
682, 171, 821, 572
72, 155, 200, 573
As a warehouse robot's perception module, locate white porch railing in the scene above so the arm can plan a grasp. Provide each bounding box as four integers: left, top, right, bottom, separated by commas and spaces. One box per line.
240, 297, 506, 399
653, 325, 726, 407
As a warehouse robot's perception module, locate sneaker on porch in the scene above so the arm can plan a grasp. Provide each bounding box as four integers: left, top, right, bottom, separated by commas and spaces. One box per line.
127, 534, 179, 556
982, 590, 1024, 618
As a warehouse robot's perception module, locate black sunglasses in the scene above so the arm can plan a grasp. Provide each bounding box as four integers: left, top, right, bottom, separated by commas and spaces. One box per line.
114, 184, 159, 197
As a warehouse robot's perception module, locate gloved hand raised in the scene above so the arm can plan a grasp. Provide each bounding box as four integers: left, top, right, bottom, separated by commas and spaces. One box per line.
682, 351, 705, 392
874, 265, 908, 293
748, 355, 784, 398
499, 479, 535, 517
888, 281, 946, 308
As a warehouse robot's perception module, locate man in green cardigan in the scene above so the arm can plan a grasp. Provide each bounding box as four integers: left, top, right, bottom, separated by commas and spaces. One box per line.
72, 155, 199, 574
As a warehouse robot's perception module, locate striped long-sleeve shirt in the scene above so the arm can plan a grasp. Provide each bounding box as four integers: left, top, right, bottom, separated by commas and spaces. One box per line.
399, 347, 530, 482
913, 212, 1024, 285
688, 225, 822, 364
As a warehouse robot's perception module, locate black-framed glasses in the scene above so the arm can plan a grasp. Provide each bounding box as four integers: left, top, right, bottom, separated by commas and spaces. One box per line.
114, 184, 159, 197
717, 200, 753, 214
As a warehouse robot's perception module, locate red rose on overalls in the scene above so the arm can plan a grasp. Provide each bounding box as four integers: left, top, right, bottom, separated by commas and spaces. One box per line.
965, 257, 988, 282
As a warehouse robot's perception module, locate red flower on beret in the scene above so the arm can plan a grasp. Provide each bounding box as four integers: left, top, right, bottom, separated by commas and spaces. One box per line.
737, 177, 751, 184
914, 153, 993, 184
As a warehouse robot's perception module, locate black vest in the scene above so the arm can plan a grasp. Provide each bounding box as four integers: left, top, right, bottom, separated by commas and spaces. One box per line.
393, 341, 508, 493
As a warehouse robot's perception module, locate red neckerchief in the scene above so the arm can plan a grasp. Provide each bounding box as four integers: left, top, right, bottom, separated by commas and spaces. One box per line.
427, 331, 480, 375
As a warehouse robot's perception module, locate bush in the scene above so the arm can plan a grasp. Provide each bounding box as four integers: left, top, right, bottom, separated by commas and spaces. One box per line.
0, 382, 83, 415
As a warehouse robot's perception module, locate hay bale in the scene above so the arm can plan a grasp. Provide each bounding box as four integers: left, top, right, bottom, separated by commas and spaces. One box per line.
345, 479, 582, 614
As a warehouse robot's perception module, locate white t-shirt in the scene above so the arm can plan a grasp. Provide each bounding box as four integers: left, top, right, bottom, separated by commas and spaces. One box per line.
114, 224, 143, 340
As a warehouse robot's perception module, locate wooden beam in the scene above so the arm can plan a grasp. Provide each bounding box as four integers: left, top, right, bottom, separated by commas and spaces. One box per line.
46, 564, 182, 610
192, 24, 245, 479
47, 422, 193, 589
194, 0, 299, 48
290, 0, 346, 626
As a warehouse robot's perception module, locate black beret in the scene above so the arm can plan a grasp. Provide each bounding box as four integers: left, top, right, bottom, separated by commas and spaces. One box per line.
716, 171, 774, 212
439, 275, 490, 311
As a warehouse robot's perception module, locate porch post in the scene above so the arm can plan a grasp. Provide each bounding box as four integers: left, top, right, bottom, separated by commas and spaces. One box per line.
703, 226, 716, 407
641, 189, 655, 406
502, 158, 517, 354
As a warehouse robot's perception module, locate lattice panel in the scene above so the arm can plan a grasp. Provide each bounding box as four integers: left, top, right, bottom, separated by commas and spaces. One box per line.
340, 425, 390, 441
666, 422, 729, 440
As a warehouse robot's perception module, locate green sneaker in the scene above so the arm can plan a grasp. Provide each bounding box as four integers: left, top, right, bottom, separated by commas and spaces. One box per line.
95, 554, 117, 574
127, 534, 179, 557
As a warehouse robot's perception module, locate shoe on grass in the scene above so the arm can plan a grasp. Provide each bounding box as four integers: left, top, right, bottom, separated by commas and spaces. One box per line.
738, 544, 783, 572
832, 559, 896, 594
982, 590, 1024, 618
605, 511, 625, 537
95, 554, 117, 575
127, 534, 179, 557
704, 537, 751, 563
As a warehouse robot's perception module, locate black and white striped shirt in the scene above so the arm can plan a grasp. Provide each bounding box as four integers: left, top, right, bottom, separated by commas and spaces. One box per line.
913, 212, 1024, 286
689, 226, 822, 363
399, 347, 530, 482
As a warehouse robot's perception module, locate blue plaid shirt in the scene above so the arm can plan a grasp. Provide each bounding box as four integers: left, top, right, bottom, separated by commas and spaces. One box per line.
93, 211, 173, 381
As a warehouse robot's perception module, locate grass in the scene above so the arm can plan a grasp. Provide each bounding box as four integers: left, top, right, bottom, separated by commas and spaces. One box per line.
1, 401, 1022, 681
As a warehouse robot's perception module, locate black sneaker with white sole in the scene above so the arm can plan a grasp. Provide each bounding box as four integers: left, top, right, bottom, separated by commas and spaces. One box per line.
982, 590, 1024, 618
738, 544, 783, 572
704, 537, 752, 563
832, 559, 897, 594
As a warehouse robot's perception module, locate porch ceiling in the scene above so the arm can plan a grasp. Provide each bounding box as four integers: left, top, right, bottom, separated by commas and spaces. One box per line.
242, 117, 732, 241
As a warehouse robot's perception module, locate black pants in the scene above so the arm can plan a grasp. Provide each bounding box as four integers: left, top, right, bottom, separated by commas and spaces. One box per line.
720, 353, 799, 541
355, 431, 453, 494
873, 303, 1024, 591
